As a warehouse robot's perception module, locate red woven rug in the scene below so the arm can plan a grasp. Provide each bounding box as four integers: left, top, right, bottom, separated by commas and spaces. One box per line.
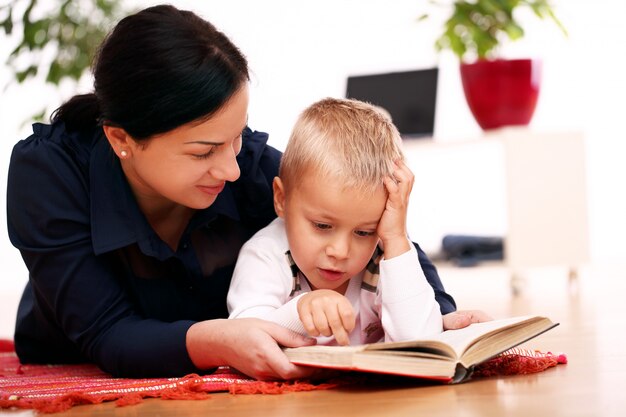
0, 341, 337, 414
0, 340, 566, 414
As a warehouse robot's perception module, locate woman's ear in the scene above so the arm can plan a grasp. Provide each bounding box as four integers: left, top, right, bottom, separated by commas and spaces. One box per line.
102, 125, 133, 159
273, 177, 286, 218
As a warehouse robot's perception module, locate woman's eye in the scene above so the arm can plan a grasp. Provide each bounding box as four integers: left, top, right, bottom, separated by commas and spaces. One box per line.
355, 230, 375, 237
192, 148, 216, 159
234, 134, 243, 155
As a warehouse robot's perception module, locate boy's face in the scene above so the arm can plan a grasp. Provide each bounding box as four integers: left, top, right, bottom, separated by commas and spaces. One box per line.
273, 173, 387, 294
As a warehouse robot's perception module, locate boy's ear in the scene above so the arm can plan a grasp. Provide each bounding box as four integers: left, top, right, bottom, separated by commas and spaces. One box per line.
273, 177, 286, 218
102, 125, 133, 159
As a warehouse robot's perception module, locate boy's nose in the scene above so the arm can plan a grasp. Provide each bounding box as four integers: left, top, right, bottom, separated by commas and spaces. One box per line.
326, 235, 350, 260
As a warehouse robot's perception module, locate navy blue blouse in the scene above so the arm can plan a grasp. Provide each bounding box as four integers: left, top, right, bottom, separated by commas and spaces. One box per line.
7, 121, 456, 378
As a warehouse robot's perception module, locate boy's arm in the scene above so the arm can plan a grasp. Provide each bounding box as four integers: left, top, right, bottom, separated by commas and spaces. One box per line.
227, 237, 308, 336
378, 159, 457, 315
378, 245, 443, 342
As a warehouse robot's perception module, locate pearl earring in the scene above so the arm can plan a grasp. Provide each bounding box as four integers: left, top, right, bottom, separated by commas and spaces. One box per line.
120, 150, 128, 158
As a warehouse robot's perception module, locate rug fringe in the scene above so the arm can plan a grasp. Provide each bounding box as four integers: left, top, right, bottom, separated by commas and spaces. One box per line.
229, 380, 339, 395
472, 349, 566, 378
1, 373, 215, 413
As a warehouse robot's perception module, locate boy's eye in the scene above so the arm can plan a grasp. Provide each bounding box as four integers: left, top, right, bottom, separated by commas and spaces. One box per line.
313, 222, 331, 230
355, 230, 375, 237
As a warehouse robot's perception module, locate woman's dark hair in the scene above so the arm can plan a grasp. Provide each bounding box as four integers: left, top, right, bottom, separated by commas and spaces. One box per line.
52, 5, 249, 139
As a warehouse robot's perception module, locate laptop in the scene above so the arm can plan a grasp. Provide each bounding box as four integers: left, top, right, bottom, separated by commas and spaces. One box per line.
345, 68, 438, 139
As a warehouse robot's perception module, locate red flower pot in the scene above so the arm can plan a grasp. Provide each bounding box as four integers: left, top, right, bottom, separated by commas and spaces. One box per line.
460, 58, 541, 130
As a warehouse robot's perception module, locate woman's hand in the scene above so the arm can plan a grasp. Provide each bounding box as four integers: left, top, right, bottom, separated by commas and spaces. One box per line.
186, 318, 317, 380
442, 310, 493, 330
297, 290, 355, 346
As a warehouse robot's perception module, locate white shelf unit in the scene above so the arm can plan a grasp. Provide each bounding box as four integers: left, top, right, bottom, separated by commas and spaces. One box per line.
402, 128, 590, 281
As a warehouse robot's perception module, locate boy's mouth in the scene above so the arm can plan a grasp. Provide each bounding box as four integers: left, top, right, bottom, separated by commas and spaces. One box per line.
318, 268, 345, 281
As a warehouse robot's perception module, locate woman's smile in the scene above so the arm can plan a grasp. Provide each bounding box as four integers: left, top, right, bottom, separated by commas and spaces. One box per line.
197, 183, 225, 195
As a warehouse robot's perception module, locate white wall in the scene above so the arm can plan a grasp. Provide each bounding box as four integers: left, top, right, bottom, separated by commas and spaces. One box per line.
1, 0, 625, 300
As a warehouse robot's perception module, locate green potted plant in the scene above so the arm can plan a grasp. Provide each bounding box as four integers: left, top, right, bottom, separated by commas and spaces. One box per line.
422, 0, 567, 130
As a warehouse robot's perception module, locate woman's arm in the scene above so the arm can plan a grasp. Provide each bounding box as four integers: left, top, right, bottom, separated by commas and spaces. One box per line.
7, 134, 198, 377
413, 242, 457, 315
186, 318, 316, 380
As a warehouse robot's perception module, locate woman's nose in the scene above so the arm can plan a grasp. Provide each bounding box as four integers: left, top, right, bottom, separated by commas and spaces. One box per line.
210, 147, 241, 182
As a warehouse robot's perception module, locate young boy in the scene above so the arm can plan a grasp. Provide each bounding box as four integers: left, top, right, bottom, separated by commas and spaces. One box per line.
227, 98, 442, 346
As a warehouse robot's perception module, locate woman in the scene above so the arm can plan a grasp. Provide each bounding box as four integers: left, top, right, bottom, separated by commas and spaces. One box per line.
7, 4, 485, 379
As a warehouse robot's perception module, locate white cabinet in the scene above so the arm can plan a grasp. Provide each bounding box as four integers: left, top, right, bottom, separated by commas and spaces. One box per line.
402, 128, 589, 281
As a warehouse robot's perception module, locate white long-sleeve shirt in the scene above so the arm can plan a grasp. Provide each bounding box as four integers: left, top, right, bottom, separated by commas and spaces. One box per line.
227, 218, 442, 345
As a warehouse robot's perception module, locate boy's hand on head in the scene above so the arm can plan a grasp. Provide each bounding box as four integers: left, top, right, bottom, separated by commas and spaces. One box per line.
378, 159, 414, 259
297, 290, 355, 346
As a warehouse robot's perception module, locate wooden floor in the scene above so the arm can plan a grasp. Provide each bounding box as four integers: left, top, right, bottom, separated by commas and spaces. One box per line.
4, 262, 626, 416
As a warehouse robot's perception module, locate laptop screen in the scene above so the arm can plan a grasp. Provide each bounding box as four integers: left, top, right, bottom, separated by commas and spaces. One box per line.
345, 68, 438, 139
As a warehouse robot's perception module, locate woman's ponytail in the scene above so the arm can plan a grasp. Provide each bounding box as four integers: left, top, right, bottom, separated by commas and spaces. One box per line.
51, 93, 100, 132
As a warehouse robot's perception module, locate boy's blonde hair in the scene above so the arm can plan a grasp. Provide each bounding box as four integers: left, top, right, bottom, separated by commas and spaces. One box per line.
279, 97, 404, 194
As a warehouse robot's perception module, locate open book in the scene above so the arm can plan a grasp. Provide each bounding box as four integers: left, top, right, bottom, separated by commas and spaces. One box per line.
284, 315, 558, 383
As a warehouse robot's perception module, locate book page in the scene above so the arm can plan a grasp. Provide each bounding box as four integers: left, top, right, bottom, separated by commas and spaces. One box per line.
460, 318, 557, 366
284, 345, 365, 368
364, 315, 542, 359
435, 315, 545, 356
